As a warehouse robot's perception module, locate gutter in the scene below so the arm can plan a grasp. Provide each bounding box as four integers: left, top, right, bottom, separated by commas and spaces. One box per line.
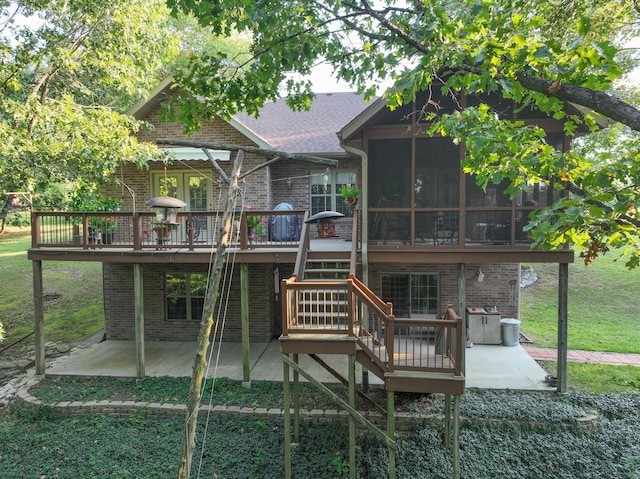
339, 139, 369, 285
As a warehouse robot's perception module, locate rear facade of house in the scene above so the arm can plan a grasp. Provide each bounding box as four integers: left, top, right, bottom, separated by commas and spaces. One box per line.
29, 83, 574, 352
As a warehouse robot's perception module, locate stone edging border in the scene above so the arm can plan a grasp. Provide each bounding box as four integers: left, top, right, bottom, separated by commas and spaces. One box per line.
15, 375, 599, 433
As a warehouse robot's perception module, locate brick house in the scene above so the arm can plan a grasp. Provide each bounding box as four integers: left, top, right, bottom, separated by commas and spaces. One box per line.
29, 78, 575, 384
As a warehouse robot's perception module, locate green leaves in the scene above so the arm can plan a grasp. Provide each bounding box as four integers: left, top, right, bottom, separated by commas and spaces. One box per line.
0, 0, 179, 197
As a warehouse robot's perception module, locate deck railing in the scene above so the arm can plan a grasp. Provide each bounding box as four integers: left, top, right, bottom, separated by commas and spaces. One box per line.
281, 272, 463, 378
30, 210, 307, 251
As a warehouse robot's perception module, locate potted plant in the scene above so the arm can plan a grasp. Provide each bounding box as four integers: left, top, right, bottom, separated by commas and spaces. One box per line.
339, 185, 360, 206
241, 205, 267, 239
68, 187, 123, 244
91, 215, 122, 244
153, 221, 179, 243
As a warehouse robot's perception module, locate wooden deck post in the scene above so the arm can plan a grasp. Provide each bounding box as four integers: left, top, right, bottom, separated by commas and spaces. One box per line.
283, 354, 292, 479
33, 260, 45, 375
444, 393, 461, 479
348, 354, 356, 479
133, 263, 145, 378
293, 353, 300, 443
444, 393, 451, 449
453, 394, 461, 479
387, 389, 396, 479
557, 262, 569, 393
241, 263, 250, 386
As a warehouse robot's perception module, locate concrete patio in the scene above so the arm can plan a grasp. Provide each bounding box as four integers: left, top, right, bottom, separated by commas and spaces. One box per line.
46, 338, 554, 391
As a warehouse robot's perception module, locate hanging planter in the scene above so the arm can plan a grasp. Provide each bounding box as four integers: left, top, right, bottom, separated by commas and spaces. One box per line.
339, 186, 360, 208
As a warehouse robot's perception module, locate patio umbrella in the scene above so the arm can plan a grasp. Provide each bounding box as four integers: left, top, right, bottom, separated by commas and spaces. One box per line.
304, 211, 345, 224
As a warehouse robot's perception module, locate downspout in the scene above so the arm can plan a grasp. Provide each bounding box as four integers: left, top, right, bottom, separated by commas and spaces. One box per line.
340, 141, 369, 285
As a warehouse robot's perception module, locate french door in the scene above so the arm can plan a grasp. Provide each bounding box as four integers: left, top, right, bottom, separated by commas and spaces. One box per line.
152, 172, 213, 240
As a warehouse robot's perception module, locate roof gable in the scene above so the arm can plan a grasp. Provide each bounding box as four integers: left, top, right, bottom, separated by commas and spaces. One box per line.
232, 92, 373, 154
129, 81, 373, 155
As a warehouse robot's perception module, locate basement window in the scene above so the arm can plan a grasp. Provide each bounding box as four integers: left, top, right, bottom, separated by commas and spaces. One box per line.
381, 273, 439, 318
166, 273, 207, 321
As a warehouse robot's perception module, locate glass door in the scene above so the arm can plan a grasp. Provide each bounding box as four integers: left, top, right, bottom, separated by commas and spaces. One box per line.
152, 172, 213, 242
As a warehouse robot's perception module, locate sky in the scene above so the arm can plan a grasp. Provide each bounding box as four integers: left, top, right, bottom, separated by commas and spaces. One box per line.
308, 63, 353, 93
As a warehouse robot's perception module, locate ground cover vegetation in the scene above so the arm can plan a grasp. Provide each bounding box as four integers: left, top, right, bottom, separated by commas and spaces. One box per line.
1, 384, 638, 478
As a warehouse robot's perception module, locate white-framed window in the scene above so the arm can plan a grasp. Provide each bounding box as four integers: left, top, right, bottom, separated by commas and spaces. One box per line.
166, 273, 207, 321
310, 170, 357, 215
381, 273, 439, 318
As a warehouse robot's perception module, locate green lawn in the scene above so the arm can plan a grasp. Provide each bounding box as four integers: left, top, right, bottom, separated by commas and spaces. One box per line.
0, 226, 104, 344
520, 253, 640, 353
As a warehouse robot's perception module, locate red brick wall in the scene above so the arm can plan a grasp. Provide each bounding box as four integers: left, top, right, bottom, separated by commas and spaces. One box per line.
367, 263, 519, 319
103, 263, 277, 342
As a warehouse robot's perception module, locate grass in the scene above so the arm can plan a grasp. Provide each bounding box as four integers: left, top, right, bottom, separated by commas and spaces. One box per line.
520, 253, 640, 353
0, 226, 104, 344
540, 361, 640, 394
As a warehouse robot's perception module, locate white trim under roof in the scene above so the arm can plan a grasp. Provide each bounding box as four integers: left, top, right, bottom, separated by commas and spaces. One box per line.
159, 147, 231, 162
338, 96, 388, 141
127, 77, 174, 117
228, 116, 274, 150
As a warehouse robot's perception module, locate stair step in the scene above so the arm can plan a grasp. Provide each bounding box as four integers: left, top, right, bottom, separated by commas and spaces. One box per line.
384, 371, 465, 394
304, 268, 350, 273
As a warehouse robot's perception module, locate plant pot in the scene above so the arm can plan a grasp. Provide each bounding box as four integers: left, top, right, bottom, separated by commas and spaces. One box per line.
101, 232, 114, 244
345, 197, 358, 207
156, 228, 172, 244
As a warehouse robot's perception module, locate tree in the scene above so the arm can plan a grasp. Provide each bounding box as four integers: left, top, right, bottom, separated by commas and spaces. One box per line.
0, 0, 179, 204
167, 0, 640, 267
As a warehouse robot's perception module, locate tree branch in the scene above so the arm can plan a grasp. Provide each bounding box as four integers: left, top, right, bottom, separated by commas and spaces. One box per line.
515, 73, 640, 132
563, 181, 640, 229
155, 139, 339, 167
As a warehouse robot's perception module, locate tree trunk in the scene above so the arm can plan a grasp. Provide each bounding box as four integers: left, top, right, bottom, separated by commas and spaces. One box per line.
177, 150, 244, 479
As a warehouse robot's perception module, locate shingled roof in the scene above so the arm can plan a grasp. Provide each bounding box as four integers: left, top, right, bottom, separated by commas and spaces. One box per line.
232, 92, 374, 155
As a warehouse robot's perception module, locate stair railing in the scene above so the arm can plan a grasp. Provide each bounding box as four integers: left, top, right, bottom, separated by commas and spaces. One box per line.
282, 209, 463, 379
351, 278, 463, 378
291, 211, 311, 281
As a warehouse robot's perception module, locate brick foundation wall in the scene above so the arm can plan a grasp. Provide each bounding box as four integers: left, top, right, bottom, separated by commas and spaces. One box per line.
104, 263, 277, 342
367, 262, 520, 319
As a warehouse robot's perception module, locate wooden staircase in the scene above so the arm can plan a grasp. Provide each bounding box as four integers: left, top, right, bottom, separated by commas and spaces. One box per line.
280, 210, 464, 479
302, 258, 351, 281
280, 210, 465, 395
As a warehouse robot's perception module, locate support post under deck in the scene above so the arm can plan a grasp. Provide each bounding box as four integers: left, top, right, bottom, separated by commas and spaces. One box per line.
241, 263, 250, 386
453, 394, 461, 479
283, 355, 291, 479
348, 355, 356, 479
387, 389, 396, 479
133, 263, 145, 379
444, 393, 462, 479
33, 260, 45, 375
558, 262, 569, 393
293, 353, 300, 443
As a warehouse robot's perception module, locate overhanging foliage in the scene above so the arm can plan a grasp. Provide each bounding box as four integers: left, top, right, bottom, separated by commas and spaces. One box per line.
167, 0, 640, 267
